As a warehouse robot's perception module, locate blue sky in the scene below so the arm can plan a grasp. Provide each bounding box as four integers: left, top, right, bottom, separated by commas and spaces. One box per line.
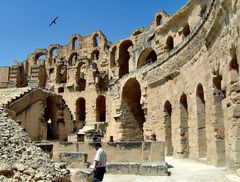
0, 0, 187, 66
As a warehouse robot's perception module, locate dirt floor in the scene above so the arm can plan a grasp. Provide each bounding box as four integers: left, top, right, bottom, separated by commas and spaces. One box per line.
104, 157, 240, 182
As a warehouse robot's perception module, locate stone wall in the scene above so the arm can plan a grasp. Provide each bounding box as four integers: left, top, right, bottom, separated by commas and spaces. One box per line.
51, 141, 165, 164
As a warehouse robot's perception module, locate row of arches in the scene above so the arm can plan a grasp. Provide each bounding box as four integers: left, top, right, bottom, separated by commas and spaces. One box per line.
119, 78, 226, 163
75, 96, 106, 124
71, 33, 100, 50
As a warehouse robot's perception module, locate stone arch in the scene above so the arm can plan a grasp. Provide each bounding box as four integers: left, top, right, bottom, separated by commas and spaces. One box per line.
93, 33, 100, 47
179, 93, 189, 158
165, 36, 174, 52
132, 30, 142, 36
119, 40, 133, 78
91, 50, 100, 61
120, 78, 145, 141
56, 64, 67, 84
49, 47, 58, 65
183, 23, 190, 37
137, 48, 157, 68
196, 83, 207, 158
76, 97, 86, 125
69, 52, 79, 66
71, 36, 79, 50
38, 65, 47, 88
164, 100, 173, 156
110, 46, 117, 68
75, 62, 86, 91
96, 96, 106, 122
35, 52, 46, 64
156, 14, 162, 26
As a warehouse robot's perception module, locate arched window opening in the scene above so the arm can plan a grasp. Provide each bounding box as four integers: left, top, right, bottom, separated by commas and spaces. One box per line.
137, 48, 157, 68
229, 52, 239, 84
229, 54, 239, 73
200, 5, 207, 18
119, 40, 133, 78
183, 24, 190, 37
50, 48, 58, 65
93, 34, 100, 47
133, 30, 142, 36
58, 87, 64, 93
164, 100, 173, 156
72, 37, 79, 50
56, 65, 67, 84
75, 62, 86, 91
38, 65, 47, 88
110, 46, 117, 68
156, 14, 163, 26
96, 96, 106, 122
35, 53, 46, 63
165, 36, 174, 52
120, 78, 145, 141
196, 84, 207, 158
69, 53, 78, 66
91, 50, 100, 61
76, 97, 86, 123
180, 93, 189, 158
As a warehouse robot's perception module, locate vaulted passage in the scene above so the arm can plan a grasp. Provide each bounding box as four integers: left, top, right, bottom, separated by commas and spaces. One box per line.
164, 100, 173, 156
76, 97, 86, 125
179, 93, 189, 158
119, 40, 133, 78
96, 96, 106, 122
44, 96, 58, 140
137, 48, 157, 68
196, 83, 207, 158
120, 78, 145, 141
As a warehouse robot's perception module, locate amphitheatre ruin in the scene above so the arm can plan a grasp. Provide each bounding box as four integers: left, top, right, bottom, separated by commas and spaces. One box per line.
0, 0, 240, 181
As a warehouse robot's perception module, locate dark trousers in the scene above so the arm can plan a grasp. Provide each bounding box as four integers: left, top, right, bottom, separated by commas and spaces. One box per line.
94, 167, 106, 182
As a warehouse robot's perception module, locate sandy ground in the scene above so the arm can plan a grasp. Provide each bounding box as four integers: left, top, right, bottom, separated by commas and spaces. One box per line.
103, 157, 240, 182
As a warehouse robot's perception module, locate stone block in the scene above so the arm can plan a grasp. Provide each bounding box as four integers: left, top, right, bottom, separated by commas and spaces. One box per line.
128, 163, 141, 174
107, 163, 129, 174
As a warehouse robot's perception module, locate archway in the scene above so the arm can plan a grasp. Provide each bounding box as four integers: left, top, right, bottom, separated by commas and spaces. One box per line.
137, 48, 157, 68
119, 40, 133, 78
164, 100, 173, 156
120, 78, 145, 141
165, 36, 174, 52
179, 93, 189, 158
196, 83, 207, 157
76, 97, 86, 125
44, 96, 58, 140
96, 96, 106, 122
91, 50, 100, 61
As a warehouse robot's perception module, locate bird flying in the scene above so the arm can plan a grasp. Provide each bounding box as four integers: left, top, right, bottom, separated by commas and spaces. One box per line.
49, 16, 59, 27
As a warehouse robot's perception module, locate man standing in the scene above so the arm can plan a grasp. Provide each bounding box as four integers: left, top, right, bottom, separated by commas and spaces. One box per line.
92, 143, 107, 182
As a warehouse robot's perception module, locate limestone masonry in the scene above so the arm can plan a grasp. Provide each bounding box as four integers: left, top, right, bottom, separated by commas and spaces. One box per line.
1, 0, 240, 177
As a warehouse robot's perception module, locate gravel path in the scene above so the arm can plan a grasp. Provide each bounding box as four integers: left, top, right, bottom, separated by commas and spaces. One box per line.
104, 157, 240, 182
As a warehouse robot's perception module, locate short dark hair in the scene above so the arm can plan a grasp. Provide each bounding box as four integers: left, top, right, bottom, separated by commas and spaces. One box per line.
95, 143, 102, 148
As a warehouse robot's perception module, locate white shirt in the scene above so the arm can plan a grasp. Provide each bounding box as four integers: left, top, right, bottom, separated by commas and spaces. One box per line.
94, 147, 107, 167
